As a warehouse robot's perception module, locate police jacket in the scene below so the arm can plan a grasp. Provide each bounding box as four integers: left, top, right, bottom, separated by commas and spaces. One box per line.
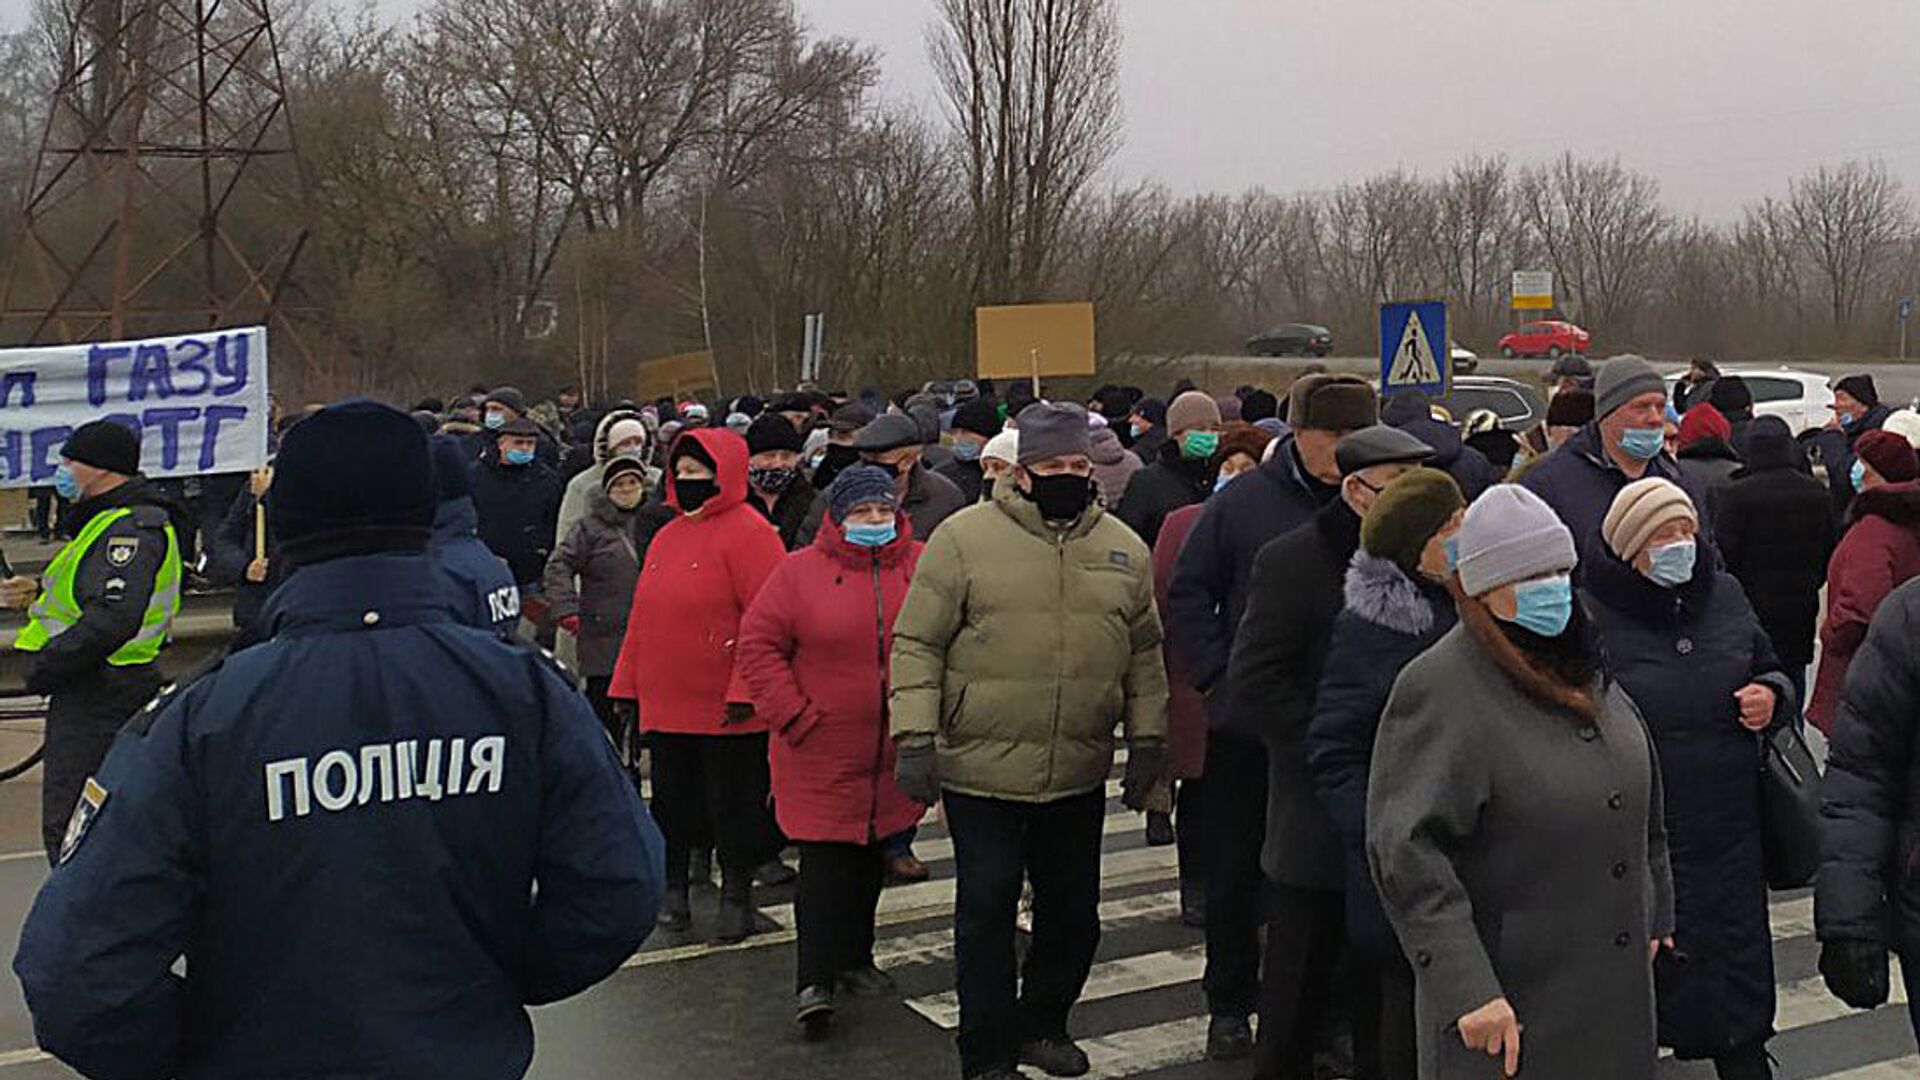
433, 494, 522, 635
13, 552, 665, 1080
21, 478, 181, 696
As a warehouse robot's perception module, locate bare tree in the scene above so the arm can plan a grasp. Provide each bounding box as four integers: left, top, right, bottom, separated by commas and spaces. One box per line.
1519, 154, 1670, 336
929, 0, 1122, 304
1786, 160, 1911, 335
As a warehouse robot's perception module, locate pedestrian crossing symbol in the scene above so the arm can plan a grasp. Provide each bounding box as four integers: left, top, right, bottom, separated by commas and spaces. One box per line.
1380, 300, 1449, 397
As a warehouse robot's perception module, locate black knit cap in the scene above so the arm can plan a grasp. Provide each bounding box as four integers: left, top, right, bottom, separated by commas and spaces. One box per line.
428, 434, 472, 503
746, 413, 805, 455
952, 398, 1003, 439
271, 400, 435, 566
1835, 374, 1880, 408
61, 420, 141, 475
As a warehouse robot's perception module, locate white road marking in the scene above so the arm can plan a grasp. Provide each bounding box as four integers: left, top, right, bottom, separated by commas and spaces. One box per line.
907, 945, 1204, 1030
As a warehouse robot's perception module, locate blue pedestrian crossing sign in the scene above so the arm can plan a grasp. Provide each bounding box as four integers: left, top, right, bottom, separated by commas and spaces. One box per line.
1390, 297, 1443, 395
1380, 301, 1449, 396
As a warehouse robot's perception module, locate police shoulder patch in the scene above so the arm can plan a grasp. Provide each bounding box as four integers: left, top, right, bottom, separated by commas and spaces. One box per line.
57, 778, 109, 865
106, 536, 139, 567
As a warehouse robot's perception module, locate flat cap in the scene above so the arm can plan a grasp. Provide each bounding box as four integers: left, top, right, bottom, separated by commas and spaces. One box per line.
1335, 424, 1434, 477
829, 402, 877, 433
850, 412, 922, 452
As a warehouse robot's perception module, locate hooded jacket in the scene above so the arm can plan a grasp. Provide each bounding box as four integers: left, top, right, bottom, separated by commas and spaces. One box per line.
1810, 480, 1920, 731
608, 429, 786, 735
555, 409, 660, 546
889, 477, 1169, 802
1387, 412, 1500, 502
432, 495, 522, 637
543, 488, 674, 677
736, 517, 926, 845
1675, 436, 1742, 518
1088, 427, 1143, 508
1718, 423, 1831, 668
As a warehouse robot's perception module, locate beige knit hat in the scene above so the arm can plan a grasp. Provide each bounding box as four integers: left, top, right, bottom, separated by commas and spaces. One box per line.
1602, 478, 1698, 561
1166, 391, 1223, 437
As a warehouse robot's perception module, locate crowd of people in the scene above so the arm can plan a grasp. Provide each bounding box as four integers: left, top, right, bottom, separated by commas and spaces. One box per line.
9, 356, 1920, 1080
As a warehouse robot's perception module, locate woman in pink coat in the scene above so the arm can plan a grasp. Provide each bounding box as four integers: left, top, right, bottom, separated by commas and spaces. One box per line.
737, 465, 928, 1039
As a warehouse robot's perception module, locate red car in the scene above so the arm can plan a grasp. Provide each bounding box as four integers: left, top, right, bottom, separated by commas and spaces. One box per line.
1497, 320, 1590, 359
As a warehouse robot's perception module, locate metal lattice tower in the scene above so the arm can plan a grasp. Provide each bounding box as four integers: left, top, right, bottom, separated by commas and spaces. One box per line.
0, 0, 316, 370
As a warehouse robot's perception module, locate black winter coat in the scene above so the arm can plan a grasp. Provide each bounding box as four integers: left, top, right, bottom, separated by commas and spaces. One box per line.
1390, 414, 1501, 502
469, 455, 564, 588
1307, 552, 1455, 958
1522, 423, 1715, 577
752, 482, 825, 552
1583, 550, 1793, 1060
1718, 454, 1831, 668
1167, 438, 1339, 713
934, 456, 986, 504
206, 488, 286, 648
1818, 577, 1920, 956
1676, 437, 1742, 520
1115, 441, 1212, 548
1228, 498, 1359, 890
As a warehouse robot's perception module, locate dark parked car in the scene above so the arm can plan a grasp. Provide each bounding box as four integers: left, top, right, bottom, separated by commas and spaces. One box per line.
1436, 376, 1548, 432
1247, 323, 1333, 358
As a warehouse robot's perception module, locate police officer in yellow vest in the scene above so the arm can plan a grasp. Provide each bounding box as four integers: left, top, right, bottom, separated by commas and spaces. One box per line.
0, 420, 181, 863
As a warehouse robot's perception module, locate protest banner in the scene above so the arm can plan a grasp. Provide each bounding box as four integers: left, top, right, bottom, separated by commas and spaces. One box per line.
0, 326, 271, 488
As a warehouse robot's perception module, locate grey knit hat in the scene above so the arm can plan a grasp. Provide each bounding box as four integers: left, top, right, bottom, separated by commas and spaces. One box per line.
1455, 484, 1578, 596
1593, 356, 1666, 420
1015, 401, 1093, 465
828, 464, 899, 523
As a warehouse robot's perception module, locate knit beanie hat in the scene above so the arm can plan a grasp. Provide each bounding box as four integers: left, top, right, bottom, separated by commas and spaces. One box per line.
1835, 374, 1881, 408
1134, 397, 1167, 426
828, 464, 899, 524
601, 454, 648, 492
428, 434, 472, 503
1362, 468, 1466, 573
1676, 403, 1732, 450
1015, 402, 1093, 465
605, 418, 648, 453
1217, 395, 1243, 423
1240, 388, 1279, 423
1166, 391, 1223, 437
272, 400, 435, 566
60, 420, 141, 475
1594, 356, 1667, 419
1455, 484, 1578, 596
1545, 389, 1595, 428
982, 429, 1020, 465
1602, 478, 1698, 561
746, 413, 805, 455
483, 386, 527, 415
1856, 429, 1919, 483
1709, 375, 1753, 414
1287, 374, 1378, 432
952, 398, 1003, 439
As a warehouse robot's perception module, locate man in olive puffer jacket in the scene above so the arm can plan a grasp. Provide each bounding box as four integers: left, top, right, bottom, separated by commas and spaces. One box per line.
890, 401, 1169, 1080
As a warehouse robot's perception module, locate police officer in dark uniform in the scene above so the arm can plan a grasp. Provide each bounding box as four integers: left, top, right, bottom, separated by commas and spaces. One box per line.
0, 420, 181, 864
14, 401, 665, 1080
428, 434, 522, 635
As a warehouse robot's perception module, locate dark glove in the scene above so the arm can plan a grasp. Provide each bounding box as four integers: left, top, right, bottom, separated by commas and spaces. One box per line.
1121, 740, 1168, 812
722, 702, 755, 727
894, 737, 940, 806
1820, 939, 1890, 1010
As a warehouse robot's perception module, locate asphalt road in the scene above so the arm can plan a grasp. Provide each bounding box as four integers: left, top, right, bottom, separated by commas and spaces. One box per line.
0, 749, 1906, 1079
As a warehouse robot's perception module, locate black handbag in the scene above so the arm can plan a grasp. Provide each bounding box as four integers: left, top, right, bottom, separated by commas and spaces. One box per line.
1760, 723, 1823, 889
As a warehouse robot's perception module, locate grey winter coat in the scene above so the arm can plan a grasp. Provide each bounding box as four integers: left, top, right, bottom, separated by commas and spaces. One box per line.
543, 489, 673, 677
1088, 428, 1143, 508
1367, 617, 1674, 1080
556, 410, 660, 546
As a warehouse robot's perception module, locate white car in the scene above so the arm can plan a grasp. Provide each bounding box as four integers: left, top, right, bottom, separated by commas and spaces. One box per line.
1664, 366, 1833, 438
1450, 344, 1479, 375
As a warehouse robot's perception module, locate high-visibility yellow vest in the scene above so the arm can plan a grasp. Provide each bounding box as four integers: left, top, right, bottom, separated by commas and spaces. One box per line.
13, 507, 181, 666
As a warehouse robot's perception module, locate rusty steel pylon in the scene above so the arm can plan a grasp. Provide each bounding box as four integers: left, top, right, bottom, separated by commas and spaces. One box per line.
0, 0, 318, 375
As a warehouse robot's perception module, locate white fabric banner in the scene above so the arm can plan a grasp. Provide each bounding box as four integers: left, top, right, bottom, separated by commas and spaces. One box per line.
0, 326, 270, 488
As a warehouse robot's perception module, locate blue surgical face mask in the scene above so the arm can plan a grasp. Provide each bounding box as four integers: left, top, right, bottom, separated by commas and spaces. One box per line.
1851, 459, 1868, 491
1645, 540, 1696, 588
1213, 471, 1237, 494
952, 439, 982, 462
1130, 421, 1146, 439
1443, 536, 1460, 572
1619, 426, 1665, 461
844, 520, 896, 548
504, 448, 536, 466
484, 410, 507, 430
1503, 575, 1575, 638
52, 463, 82, 501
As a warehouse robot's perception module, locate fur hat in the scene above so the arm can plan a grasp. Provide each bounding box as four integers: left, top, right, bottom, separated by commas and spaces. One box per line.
1287, 374, 1377, 432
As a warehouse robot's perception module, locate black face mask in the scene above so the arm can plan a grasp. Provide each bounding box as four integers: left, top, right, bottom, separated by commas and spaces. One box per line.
749, 466, 800, 495
675, 477, 718, 514
812, 444, 861, 490
1023, 471, 1092, 521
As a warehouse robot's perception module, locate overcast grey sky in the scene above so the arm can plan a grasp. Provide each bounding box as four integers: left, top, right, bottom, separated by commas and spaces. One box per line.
7, 0, 1917, 219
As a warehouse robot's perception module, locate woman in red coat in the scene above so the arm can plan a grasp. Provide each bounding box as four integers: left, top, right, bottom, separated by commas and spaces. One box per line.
737, 465, 927, 1039
1810, 431, 1920, 732
610, 427, 787, 942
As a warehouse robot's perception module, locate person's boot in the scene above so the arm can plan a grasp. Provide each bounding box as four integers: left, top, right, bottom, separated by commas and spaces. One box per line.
1145, 810, 1175, 846
755, 858, 798, 886
1713, 1042, 1776, 1080
885, 852, 931, 884
1207, 1014, 1253, 1061
657, 883, 690, 932
1178, 876, 1206, 928
838, 964, 897, 997
1017, 1036, 1090, 1078
713, 874, 754, 944
795, 985, 835, 1041
689, 847, 714, 886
